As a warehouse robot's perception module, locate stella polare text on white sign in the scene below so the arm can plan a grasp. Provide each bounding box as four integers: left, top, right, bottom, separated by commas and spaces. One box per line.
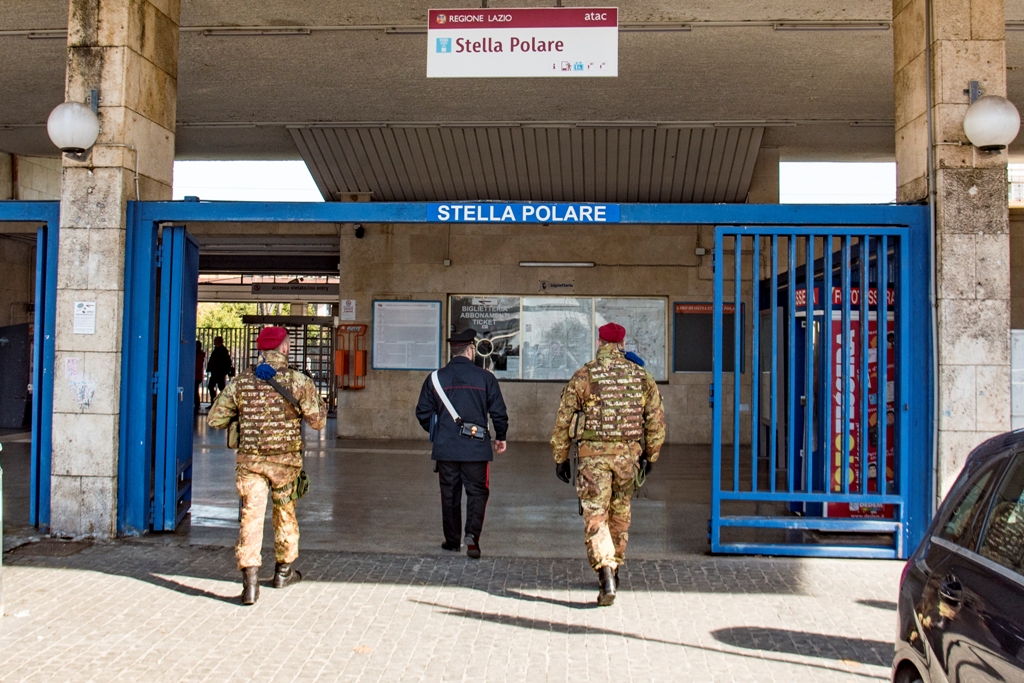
427, 7, 618, 78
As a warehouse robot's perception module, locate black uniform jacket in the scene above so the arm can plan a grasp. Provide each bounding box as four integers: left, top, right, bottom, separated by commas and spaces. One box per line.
416, 356, 509, 462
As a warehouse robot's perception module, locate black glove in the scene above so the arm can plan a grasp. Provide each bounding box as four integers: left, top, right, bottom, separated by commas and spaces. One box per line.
638, 455, 653, 476
555, 461, 572, 484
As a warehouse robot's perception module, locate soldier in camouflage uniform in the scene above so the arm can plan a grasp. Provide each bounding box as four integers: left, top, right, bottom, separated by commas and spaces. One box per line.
550, 322, 665, 606
207, 326, 326, 605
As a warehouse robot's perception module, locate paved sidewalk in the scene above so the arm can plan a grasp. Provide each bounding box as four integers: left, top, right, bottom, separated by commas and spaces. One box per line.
0, 540, 901, 682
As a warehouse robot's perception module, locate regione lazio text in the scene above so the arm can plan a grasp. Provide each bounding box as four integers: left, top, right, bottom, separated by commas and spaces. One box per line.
427, 7, 618, 77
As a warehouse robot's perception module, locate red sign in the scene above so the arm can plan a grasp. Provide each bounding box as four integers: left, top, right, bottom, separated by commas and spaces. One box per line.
675, 303, 736, 315
826, 313, 896, 519
429, 8, 618, 28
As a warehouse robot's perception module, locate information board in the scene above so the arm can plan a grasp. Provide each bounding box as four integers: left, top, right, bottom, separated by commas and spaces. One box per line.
673, 302, 740, 373
596, 298, 667, 380
372, 300, 442, 371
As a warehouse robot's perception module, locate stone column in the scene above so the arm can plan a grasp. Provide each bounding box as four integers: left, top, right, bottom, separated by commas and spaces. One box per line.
893, 0, 1010, 500
51, 0, 179, 536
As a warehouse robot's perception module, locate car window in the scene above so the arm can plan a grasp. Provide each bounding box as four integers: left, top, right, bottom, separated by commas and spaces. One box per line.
979, 454, 1024, 575
939, 468, 995, 547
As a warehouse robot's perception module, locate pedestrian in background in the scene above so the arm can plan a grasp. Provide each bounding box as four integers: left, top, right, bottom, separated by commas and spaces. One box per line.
416, 328, 509, 559
550, 322, 665, 606
206, 335, 234, 401
207, 326, 326, 605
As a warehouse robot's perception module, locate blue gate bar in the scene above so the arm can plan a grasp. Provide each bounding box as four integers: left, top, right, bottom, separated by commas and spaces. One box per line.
897, 232, 911, 555
804, 235, 815, 495
823, 237, 833, 499
751, 235, 760, 491
878, 236, 889, 496
860, 236, 870, 496
787, 236, 797, 494
770, 236, 779, 494
711, 228, 725, 551
842, 235, 852, 496
734, 236, 742, 492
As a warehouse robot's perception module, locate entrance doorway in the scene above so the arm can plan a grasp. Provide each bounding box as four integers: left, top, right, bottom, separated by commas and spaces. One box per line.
120, 200, 931, 558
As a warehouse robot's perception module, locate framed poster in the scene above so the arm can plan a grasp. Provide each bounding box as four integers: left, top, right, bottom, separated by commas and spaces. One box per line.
371, 300, 442, 371
449, 296, 521, 379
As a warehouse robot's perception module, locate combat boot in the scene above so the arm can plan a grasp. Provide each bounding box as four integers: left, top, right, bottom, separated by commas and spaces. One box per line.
241, 567, 260, 606
614, 566, 620, 589
273, 562, 302, 588
597, 566, 617, 606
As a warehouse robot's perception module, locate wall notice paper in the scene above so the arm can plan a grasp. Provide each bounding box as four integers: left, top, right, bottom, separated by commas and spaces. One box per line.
73, 301, 96, 335
427, 7, 618, 78
341, 299, 357, 321
372, 300, 442, 370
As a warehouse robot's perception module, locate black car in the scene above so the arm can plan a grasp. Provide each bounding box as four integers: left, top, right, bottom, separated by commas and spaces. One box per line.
893, 431, 1024, 683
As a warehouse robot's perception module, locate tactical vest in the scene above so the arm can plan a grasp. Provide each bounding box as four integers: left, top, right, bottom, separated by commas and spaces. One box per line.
580, 356, 645, 442
234, 369, 304, 456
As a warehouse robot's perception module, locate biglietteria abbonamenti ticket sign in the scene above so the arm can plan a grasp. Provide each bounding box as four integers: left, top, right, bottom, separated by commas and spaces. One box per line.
427, 8, 618, 78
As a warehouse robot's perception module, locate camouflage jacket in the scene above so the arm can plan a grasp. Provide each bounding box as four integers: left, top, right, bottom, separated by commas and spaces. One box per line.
550, 344, 665, 463
207, 350, 327, 467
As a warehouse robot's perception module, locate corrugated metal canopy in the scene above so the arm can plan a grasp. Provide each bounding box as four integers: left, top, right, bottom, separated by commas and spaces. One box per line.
290, 124, 764, 203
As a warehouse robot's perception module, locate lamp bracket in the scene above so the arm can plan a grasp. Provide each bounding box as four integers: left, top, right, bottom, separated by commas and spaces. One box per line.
967, 80, 982, 104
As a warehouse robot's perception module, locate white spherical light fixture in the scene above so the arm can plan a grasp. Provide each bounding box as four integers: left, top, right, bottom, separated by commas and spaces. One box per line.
963, 95, 1021, 152
46, 102, 100, 154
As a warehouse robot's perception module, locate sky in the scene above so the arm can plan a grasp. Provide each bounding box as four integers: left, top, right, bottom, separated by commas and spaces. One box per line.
173, 160, 905, 204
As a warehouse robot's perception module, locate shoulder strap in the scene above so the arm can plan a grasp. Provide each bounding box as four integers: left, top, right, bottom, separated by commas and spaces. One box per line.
431, 370, 462, 425
264, 375, 301, 409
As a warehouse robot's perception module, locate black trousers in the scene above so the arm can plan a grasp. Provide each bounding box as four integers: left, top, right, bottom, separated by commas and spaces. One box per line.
436, 460, 489, 544
209, 374, 228, 401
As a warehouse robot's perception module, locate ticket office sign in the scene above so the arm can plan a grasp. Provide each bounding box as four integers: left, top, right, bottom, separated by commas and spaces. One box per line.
427, 8, 618, 78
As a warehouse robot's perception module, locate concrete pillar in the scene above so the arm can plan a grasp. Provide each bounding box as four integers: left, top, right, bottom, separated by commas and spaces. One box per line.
51, 0, 179, 537
893, 0, 1010, 500
746, 147, 780, 204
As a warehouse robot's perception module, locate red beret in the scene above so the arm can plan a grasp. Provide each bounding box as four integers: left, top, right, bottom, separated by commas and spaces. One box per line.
599, 322, 626, 344
256, 326, 289, 350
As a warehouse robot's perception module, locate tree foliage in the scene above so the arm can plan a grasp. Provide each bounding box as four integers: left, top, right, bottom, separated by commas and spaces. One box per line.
197, 302, 257, 328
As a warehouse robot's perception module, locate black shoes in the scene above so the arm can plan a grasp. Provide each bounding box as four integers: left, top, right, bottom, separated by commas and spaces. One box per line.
441, 540, 461, 551
464, 534, 481, 559
273, 562, 302, 589
241, 567, 260, 606
597, 566, 617, 606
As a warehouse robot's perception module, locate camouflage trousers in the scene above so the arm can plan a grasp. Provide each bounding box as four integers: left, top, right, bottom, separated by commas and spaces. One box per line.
576, 441, 640, 571
235, 459, 301, 570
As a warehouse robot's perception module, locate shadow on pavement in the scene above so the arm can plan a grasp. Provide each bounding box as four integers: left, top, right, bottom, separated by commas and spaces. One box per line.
420, 600, 890, 680
856, 598, 897, 611
711, 626, 891, 667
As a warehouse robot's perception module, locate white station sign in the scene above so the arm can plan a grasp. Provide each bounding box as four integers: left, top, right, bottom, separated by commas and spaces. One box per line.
427, 7, 618, 78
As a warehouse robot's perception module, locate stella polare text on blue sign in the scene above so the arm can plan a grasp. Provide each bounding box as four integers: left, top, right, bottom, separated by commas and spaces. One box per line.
428, 202, 620, 223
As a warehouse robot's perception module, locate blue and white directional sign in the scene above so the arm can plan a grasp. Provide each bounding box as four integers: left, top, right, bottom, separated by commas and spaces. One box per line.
428, 202, 620, 223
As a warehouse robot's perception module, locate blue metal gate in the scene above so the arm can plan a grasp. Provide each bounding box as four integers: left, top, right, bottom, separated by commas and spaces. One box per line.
0, 201, 59, 530
711, 225, 930, 559
119, 218, 198, 534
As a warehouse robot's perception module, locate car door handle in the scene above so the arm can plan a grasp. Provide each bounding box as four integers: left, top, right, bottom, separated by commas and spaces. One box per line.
939, 576, 962, 605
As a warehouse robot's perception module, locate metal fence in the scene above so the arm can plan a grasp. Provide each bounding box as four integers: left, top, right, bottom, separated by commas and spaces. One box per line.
197, 325, 336, 411
710, 226, 927, 559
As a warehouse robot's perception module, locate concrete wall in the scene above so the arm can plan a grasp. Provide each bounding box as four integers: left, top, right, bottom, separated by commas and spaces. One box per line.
0, 235, 36, 328
1011, 209, 1024, 329
335, 222, 755, 445
0, 153, 62, 201
0, 153, 59, 330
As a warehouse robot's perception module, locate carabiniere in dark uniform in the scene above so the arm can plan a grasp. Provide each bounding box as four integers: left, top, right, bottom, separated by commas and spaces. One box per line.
416, 328, 509, 559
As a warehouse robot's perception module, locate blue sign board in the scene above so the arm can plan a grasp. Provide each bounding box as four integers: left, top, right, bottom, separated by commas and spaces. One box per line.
428, 202, 620, 223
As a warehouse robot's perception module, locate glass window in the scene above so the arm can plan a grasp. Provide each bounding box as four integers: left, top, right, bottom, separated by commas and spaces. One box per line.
939, 468, 995, 547
979, 455, 1024, 575
596, 298, 667, 381
521, 297, 594, 380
